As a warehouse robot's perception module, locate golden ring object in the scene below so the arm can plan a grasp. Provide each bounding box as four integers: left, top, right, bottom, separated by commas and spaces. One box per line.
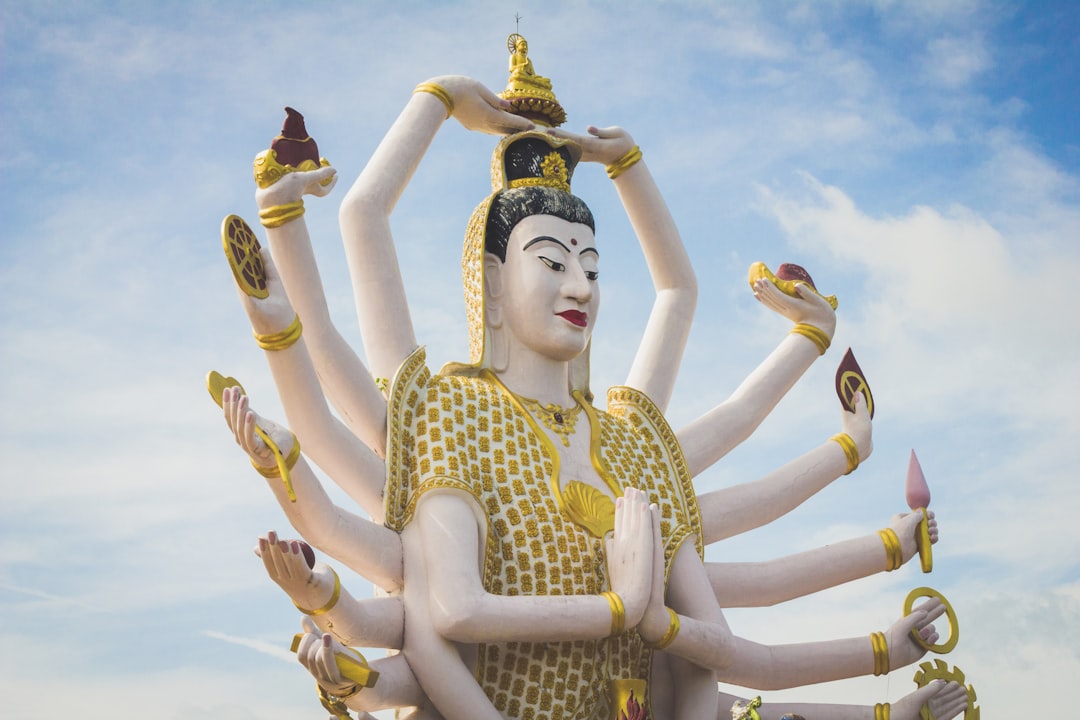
903, 586, 958, 654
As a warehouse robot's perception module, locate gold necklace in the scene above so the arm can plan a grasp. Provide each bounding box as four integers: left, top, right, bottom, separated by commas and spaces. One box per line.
515, 394, 582, 446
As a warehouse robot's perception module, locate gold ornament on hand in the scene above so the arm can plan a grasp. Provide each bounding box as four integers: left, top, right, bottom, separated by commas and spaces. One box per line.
205, 371, 298, 502
829, 432, 860, 474
646, 607, 680, 649
879, 528, 903, 571
903, 587, 959, 654
913, 659, 980, 720
915, 507, 934, 573
259, 200, 305, 228
499, 33, 566, 126
605, 145, 643, 179
254, 314, 303, 351
413, 82, 454, 119
748, 261, 839, 310
790, 322, 831, 355
222, 215, 269, 299
870, 630, 890, 676
294, 566, 341, 616
601, 591, 625, 635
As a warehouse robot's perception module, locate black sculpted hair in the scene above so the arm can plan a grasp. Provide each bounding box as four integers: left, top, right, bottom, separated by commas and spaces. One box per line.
484, 186, 595, 262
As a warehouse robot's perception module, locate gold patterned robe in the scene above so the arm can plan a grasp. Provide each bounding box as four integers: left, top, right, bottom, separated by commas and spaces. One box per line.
384, 348, 702, 720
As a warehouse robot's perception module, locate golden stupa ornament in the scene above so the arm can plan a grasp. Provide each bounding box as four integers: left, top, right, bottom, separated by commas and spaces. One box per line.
499, 33, 567, 126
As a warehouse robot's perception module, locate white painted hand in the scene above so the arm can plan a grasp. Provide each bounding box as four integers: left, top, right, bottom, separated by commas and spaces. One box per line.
636, 506, 670, 644
255, 531, 338, 616
426, 75, 534, 135
886, 596, 946, 669
752, 276, 837, 338
840, 390, 872, 463
221, 387, 295, 469
891, 509, 938, 565
606, 487, 655, 628
546, 125, 635, 166
255, 165, 338, 209
892, 679, 969, 720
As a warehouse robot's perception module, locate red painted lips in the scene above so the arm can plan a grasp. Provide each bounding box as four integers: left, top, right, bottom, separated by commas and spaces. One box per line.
557, 310, 588, 327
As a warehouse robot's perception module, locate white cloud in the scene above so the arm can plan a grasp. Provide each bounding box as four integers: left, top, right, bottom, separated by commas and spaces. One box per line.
923, 34, 992, 88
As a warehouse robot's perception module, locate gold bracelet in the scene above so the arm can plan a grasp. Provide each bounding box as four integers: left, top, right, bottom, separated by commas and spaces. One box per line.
646, 607, 680, 649
870, 631, 890, 676
829, 432, 860, 475
605, 145, 642, 179
414, 82, 454, 118
878, 528, 903, 571
790, 322, 831, 355
251, 433, 301, 478
601, 591, 625, 635
258, 200, 305, 228
295, 566, 342, 616
874, 702, 890, 720
254, 314, 303, 351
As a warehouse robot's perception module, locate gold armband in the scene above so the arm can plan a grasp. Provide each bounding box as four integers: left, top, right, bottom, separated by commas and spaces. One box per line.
254, 315, 303, 351
605, 145, 642, 179
259, 200, 305, 228
790, 322, 831, 355
414, 82, 454, 118
295, 566, 342, 616
874, 702, 890, 720
829, 432, 860, 475
601, 591, 625, 636
646, 607, 680, 649
870, 631, 890, 676
878, 528, 903, 571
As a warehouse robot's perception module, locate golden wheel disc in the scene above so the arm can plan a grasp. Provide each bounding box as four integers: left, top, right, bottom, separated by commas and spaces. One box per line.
221, 214, 268, 298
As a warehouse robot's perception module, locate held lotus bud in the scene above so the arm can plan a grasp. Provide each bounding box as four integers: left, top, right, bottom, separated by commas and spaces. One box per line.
906, 449, 931, 510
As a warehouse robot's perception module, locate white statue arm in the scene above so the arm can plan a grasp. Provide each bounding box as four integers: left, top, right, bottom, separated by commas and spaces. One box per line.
549, 126, 697, 412
229, 249, 386, 518
639, 521, 943, 691
708, 510, 937, 607
222, 387, 401, 590
254, 167, 391, 456
698, 392, 872, 544
416, 487, 654, 643
339, 76, 533, 382
717, 681, 970, 720
678, 279, 838, 477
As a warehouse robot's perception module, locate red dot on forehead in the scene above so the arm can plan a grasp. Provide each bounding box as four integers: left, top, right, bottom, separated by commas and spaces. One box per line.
570, 238, 578, 246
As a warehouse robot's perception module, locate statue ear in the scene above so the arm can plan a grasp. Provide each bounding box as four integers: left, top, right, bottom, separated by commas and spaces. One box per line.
484, 254, 504, 328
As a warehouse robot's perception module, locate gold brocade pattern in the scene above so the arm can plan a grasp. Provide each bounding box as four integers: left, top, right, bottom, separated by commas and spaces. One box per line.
384, 349, 702, 720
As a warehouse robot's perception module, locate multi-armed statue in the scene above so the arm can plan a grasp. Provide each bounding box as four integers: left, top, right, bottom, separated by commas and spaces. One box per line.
212, 33, 977, 720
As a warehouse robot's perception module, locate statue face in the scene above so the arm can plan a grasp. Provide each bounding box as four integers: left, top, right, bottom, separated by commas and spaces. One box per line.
494, 214, 599, 363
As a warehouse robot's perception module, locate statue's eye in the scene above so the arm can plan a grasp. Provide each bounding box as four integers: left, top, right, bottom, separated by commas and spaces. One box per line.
584, 270, 599, 281
539, 256, 565, 272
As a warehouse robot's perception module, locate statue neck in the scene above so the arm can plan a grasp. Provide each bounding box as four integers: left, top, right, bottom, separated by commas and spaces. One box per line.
495, 353, 573, 408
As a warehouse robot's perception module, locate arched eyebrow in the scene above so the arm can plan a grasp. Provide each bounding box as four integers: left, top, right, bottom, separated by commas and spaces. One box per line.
523, 236, 570, 253
523, 236, 599, 258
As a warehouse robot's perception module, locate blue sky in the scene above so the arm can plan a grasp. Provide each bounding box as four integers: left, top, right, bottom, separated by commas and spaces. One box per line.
2, 1, 1077, 717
